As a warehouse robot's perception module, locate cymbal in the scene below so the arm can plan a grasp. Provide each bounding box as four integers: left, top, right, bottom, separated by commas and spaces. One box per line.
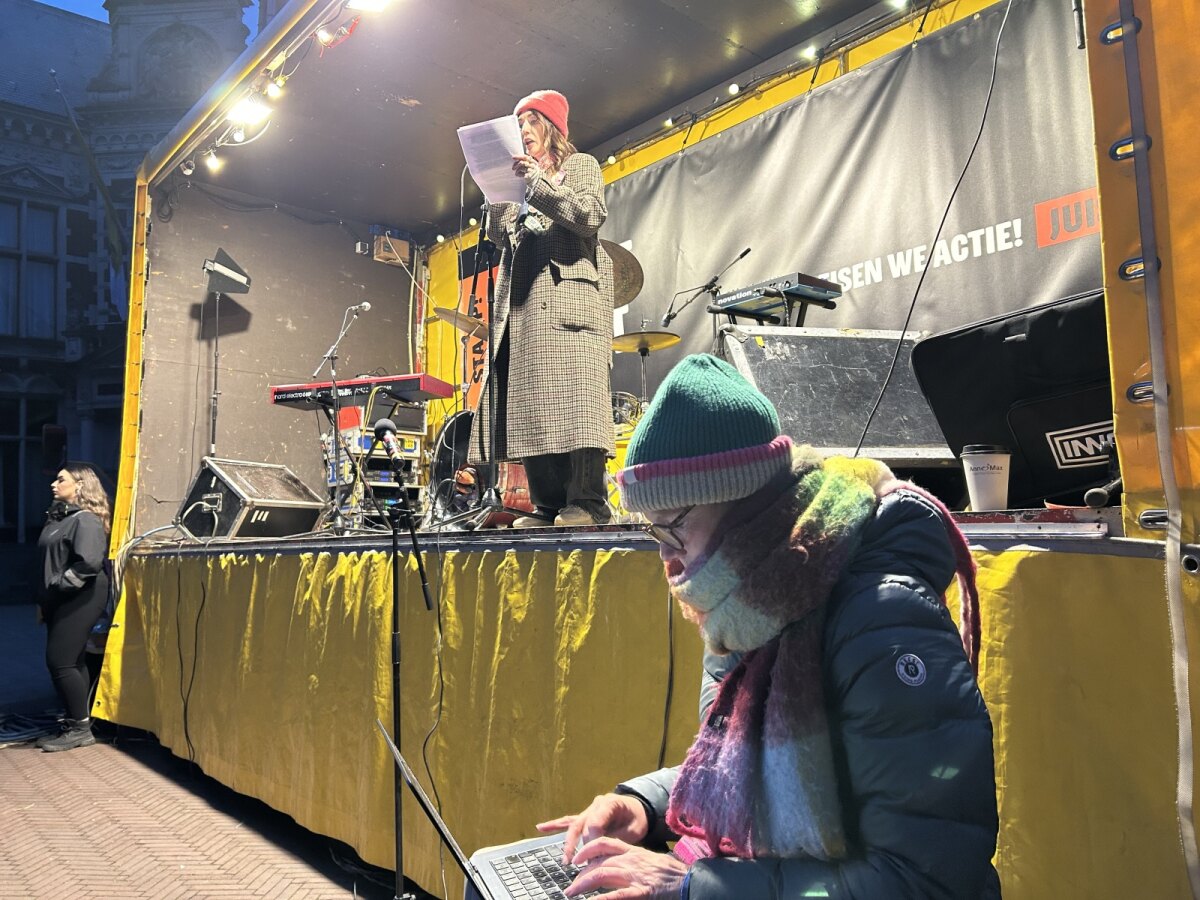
429, 306, 486, 338
601, 240, 643, 310
612, 329, 681, 354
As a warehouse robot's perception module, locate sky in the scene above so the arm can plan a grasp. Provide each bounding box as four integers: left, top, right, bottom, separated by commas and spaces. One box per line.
37, 0, 260, 39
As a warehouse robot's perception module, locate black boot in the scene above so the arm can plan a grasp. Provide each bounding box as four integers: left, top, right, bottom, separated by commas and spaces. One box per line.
34, 719, 66, 749
41, 717, 95, 752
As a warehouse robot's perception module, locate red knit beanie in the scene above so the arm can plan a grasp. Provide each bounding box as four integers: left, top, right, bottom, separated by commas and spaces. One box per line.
514, 90, 569, 139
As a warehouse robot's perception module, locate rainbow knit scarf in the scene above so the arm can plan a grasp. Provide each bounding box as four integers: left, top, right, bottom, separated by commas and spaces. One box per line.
664, 446, 979, 861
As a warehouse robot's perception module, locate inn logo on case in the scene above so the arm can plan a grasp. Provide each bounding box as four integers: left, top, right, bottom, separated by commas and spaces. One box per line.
1045, 420, 1114, 469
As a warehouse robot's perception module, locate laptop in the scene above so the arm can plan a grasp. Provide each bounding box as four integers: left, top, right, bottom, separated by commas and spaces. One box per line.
375, 720, 602, 900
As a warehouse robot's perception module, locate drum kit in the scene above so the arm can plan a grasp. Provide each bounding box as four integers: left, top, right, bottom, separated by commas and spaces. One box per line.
424, 240, 679, 528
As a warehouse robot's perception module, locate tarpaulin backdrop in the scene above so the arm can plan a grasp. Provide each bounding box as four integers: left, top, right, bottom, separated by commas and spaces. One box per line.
96, 536, 1189, 899
603, 0, 1102, 397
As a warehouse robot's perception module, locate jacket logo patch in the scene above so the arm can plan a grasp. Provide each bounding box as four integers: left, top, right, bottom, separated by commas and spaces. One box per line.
896, 653, 927, 687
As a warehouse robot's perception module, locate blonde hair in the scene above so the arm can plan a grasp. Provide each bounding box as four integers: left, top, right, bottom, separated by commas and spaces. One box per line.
64, 462, 113, 534
526, 110, 577, 175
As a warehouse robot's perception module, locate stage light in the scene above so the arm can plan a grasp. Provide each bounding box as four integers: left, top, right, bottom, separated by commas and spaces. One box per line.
468, 217, 478, 227
663, 117, 674, 128
347, 0, 389, 10
889, 0, 907, 7
229, 94, 271, 125
802, 45, 818, 60
204, 149, 223, 172
266, 76, 287, 99
606, 154, 616, 165
232, 126, 246, 143
728, 82, 740, 96
316, 27, 334, 44
435, 234, 446, 243
180, 158, 196, 176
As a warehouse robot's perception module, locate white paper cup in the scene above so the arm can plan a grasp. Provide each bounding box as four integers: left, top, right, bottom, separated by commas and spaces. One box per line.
961, 444, 1011, 511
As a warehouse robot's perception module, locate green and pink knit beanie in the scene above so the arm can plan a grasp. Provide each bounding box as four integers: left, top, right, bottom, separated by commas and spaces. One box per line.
616, 354, 793, 513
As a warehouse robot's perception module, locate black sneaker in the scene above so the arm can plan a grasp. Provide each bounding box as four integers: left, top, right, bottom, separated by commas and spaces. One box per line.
34, 720, 66, 749
41, 718, 96, 752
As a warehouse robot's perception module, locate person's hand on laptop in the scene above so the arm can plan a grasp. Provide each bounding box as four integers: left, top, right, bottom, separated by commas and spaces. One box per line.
535, 792, 650, 864
563, 837, 688, 899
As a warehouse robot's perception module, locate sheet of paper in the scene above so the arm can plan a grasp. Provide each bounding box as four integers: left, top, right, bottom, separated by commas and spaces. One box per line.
457, 115, 525, 205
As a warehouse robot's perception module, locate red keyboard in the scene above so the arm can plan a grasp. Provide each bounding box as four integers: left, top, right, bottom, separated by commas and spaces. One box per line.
269, 373, 454, 411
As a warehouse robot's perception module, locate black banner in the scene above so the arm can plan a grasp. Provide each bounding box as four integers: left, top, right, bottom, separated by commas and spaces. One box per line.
603, 0, 1101, 398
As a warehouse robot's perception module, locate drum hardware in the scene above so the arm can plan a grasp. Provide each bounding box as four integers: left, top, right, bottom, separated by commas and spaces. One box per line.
600, 239, 644, 311
611, 391, 642, 427
422, 409, 535, 531
428, 306, 487, 338
611, 318, 682, 406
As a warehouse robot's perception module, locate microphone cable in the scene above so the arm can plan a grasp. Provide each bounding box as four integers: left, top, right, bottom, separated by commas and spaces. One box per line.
853, 0, 1016, 457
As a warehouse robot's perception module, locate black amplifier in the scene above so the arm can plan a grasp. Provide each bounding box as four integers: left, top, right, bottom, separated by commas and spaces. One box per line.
176, 458, 325, 540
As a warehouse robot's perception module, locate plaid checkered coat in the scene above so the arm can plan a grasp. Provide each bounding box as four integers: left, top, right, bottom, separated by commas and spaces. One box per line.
470, 152, 615, 463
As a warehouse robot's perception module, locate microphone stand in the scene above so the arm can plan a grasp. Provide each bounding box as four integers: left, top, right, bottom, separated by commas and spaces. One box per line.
660, 247, 752, 330
479, 210, 504, 518
433, 205, 519, 530
310, 306, 367, 534
378, 424, 432, 900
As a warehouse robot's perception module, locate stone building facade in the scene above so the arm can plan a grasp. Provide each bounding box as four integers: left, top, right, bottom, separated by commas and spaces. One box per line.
0, 0, 247, 553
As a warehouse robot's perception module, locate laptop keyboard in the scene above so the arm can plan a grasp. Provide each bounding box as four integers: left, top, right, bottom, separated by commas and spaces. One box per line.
490, 842, 604, 899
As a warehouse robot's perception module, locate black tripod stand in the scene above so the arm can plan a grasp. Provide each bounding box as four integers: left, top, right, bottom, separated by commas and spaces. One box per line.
200, 248, 251, 456
375, 419, 434, 900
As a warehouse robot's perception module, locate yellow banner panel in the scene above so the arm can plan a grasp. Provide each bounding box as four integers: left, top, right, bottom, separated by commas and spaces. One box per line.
97, 546, 698, 896
975, 543, 1186, 898
1084, 0, 1200, 532
97, 540, 1187, 898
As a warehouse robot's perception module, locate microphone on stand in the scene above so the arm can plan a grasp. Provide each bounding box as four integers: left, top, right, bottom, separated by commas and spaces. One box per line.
373, 418, 405, 463
661, 247, 753, 331
349, 301, 372, 314
373, 417, 433, 613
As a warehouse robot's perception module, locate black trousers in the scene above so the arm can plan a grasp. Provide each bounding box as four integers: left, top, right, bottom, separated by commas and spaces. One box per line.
42, 580, 108, 721
521, 448, 607, 512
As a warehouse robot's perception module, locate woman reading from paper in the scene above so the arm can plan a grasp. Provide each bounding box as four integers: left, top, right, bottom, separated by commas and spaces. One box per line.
470, 89, 615, 528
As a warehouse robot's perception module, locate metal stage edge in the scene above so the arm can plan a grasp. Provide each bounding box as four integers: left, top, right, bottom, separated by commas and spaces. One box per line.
129, 507, 1130, 560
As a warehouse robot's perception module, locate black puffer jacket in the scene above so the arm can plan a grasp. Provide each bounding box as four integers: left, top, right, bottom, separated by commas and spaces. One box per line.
619, 488, 1000, 898
37, 501, 108, 603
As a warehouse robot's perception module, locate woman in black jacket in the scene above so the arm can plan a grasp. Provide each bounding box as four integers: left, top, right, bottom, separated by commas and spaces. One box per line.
36, 462, 111, 752
537, 355, 999, 899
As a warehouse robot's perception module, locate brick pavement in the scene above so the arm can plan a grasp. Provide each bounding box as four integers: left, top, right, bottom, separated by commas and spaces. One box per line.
0, 604, 437, 899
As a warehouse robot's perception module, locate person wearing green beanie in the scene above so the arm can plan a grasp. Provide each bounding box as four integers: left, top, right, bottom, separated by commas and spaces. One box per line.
534, 354, 1000, 899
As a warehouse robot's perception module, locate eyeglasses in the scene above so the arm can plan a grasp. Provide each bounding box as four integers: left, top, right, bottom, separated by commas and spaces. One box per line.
642, 506, 694, 551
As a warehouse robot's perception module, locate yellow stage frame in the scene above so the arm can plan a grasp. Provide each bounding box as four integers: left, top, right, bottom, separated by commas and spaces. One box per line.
105, 0, 1200, 896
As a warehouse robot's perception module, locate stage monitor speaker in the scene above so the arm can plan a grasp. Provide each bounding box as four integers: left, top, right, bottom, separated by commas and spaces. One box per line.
718, 325, 953, 468
176, 458, 325, 540
910, 289, 1112, 508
